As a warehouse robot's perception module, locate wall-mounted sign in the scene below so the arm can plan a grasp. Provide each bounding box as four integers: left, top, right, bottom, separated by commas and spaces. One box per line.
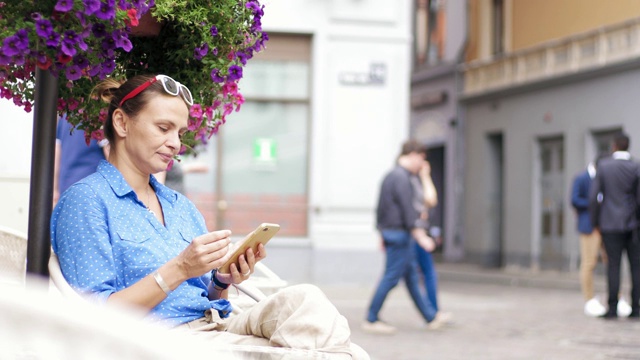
339, 63, 386, 86
253, 138, 277, 170
411, 91, 448, 109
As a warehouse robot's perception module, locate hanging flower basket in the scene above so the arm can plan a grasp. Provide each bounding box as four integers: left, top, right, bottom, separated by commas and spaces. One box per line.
0, 0, 268, 156
129, 10, 161, 37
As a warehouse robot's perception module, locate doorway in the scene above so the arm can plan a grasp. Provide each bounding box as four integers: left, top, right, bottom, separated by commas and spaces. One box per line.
427, 145, 445, 252
539, 137, 565, 270
486, 133, 504, 268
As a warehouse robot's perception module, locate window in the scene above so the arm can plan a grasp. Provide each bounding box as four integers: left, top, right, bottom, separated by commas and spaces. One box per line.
414, 0, 446, 67
185, 34, 311, 237
492, 0, 504, 55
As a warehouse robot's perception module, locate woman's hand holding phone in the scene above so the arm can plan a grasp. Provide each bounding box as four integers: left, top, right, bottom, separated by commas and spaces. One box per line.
214, 242, 267, 285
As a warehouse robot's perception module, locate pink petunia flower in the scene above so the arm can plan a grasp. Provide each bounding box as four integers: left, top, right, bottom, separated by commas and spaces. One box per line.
189, 103, 203, 119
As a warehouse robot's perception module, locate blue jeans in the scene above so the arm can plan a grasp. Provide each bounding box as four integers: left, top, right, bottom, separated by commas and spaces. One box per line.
414, 241, 439, 311
366, 230, 437, 323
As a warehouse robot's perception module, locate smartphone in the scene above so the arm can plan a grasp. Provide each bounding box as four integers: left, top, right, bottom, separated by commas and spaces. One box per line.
218, 223, 280, 274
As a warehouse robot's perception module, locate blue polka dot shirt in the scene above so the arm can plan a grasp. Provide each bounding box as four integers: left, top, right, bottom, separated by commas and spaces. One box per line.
51, 160, 213, 327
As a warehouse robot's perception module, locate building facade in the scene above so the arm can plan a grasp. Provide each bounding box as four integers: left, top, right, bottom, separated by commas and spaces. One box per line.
174, 0, 417, 282
409, 0, 467, 262
461, 0, 640, 271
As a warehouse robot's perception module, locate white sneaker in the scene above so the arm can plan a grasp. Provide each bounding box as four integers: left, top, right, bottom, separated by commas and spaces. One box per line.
361, 320, 397, 335
618, 298, 632, 317
584, 297, 607, 317
426, 311, 453, 330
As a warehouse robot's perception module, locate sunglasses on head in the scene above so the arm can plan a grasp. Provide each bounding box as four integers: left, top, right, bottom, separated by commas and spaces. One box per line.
118, 75, 193, 108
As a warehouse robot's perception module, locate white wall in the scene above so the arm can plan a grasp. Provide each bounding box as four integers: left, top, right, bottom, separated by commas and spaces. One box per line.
0, 99, 34, 233
263, 0, 413, 249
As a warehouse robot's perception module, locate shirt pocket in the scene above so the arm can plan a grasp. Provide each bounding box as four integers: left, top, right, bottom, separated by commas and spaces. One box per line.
113, 229, 158, 269
177, 213, 204, 246
117, 230, 151, 244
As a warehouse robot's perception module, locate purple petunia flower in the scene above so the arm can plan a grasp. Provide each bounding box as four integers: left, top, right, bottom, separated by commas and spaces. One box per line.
194, 43, 208, 60
54, 0, 74, 12
101, 35, 117, 51
73, 54, 89, 69
82, 0, 100, 15
210, 68, 224, 83
92, 23, 107, 38
2, 35, 25, 56
36, 51, 48, 64
12, 55, 25, 66
65, 65, 82, 81
46, 31, 60, 48
131, 0, 147, 9
210, 25, 218, 37
96, 1, 116, 20
80, 26, 91, 39
77, 37, 88, 51
112, 30, 132, 52
75, 11, 88, 27
227, 65, 243, 81
88, 63, 102, 77
61, 30, 79, 56
246, 1, 260, 14
101, 59, 116, 75
251, 18, 262, 33
236, 51, 247, 65
35, 19, 53, 39
30, 12, 42, 21
15, 29, 30, 53
212, 47, 218, 56
0, 53, 11, 66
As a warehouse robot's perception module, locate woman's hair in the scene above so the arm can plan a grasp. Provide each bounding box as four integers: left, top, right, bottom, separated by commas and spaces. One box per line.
92, 74, 167, 144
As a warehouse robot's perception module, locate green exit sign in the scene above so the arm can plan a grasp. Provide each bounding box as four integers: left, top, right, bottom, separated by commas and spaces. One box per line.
253, 138, 277, 164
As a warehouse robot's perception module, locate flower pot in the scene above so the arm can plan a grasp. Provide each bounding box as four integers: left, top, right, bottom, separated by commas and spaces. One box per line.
130, 11, 162, 37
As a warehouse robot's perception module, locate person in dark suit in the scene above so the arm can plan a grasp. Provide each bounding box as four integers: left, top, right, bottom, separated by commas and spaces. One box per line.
571, 160, 606, 316
589, 132, 640, 319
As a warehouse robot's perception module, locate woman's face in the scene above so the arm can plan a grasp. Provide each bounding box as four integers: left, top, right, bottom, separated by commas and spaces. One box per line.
122, 94, 189, 175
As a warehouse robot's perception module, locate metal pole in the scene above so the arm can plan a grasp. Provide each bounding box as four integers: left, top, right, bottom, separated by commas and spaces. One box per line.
26, 68, 58, 281
215, 128, 226, 229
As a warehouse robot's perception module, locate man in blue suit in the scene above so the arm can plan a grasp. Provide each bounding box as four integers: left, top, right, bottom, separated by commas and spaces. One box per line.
571, 160, 606, 316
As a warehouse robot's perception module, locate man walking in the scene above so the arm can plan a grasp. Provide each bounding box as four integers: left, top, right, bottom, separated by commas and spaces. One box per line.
589, 133, 640, 319
363, 140, 449, 334
571, 160, 606, 316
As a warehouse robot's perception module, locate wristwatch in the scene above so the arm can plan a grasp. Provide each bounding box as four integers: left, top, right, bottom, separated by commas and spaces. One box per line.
211, 269, 230, 290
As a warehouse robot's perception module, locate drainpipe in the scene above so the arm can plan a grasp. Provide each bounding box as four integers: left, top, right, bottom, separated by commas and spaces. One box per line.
445, 0, 470, 262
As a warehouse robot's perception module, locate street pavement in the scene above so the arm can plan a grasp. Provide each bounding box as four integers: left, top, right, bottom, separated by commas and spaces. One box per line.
314, 264, 640, 360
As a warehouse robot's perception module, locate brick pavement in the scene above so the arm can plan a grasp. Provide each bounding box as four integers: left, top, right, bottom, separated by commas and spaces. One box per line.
316, 266, 640, 360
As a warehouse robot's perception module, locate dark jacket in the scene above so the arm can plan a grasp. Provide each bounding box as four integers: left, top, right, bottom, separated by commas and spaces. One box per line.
571, 169, 594, 234
589, 154, 640, 232
376, 165, 419, 231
